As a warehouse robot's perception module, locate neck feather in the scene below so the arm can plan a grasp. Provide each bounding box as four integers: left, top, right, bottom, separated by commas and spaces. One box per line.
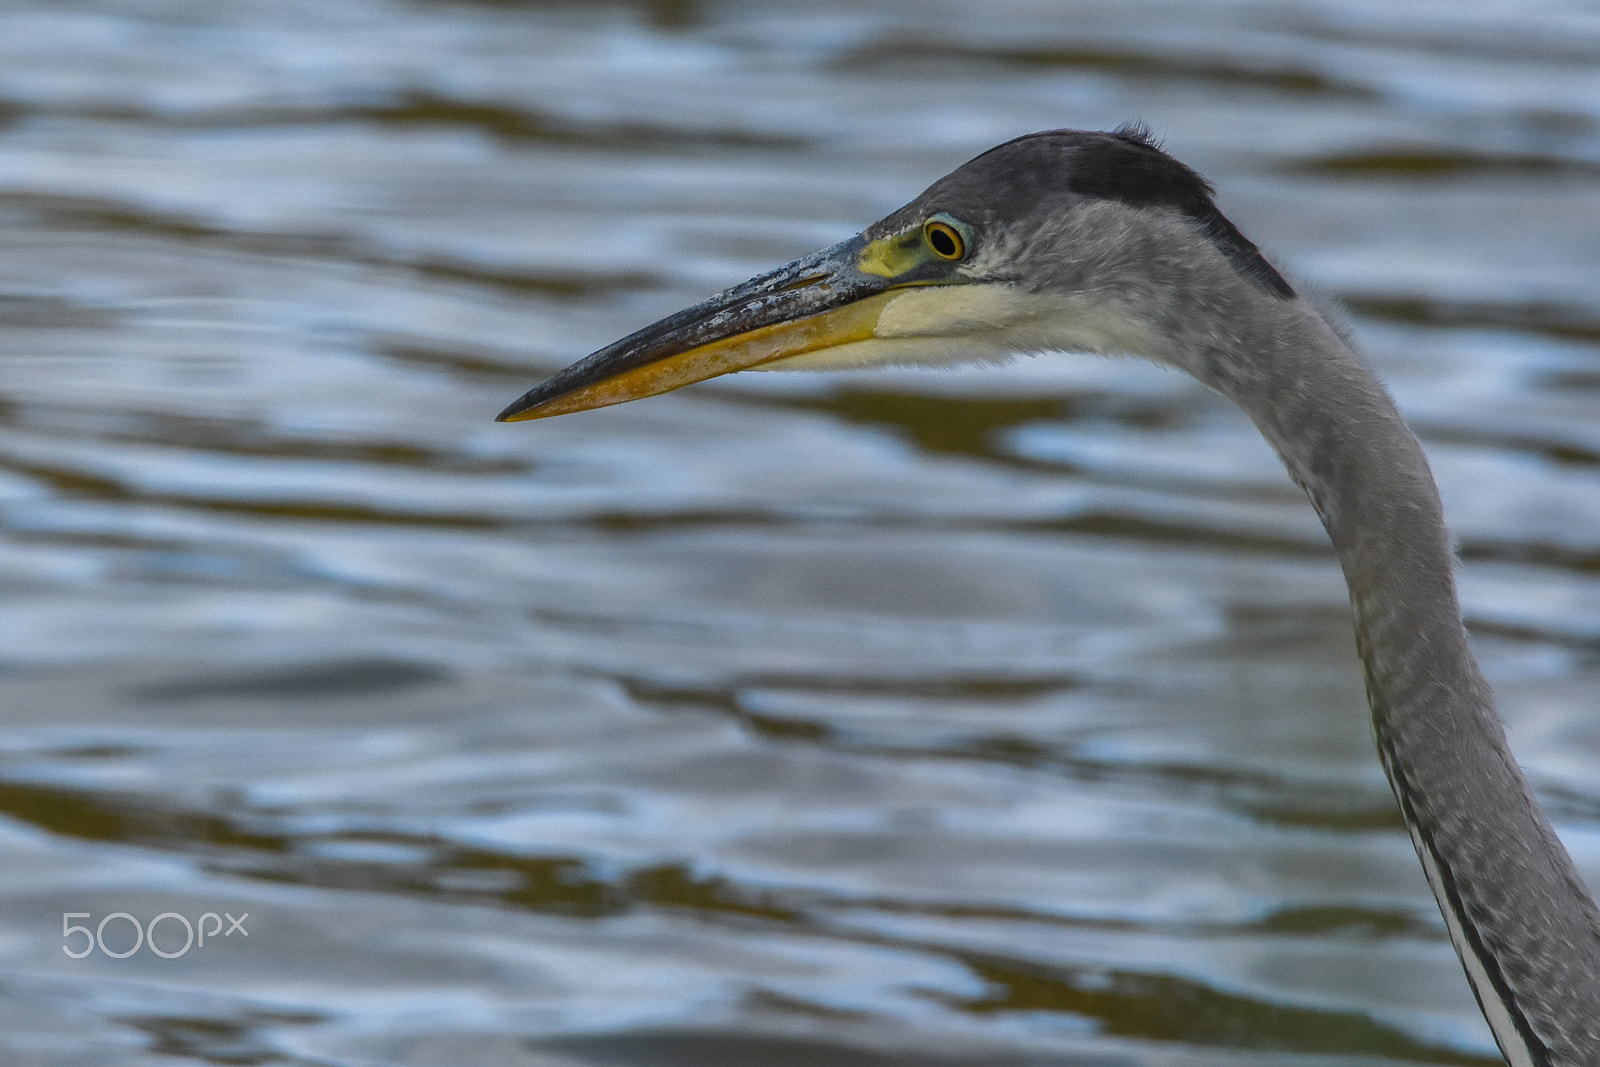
1193, 298, 1600, 1066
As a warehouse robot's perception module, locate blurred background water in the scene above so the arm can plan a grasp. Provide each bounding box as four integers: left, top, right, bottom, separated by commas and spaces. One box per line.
2, 1, 1599, 1064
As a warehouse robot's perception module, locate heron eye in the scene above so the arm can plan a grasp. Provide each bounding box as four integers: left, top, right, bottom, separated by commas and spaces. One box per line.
923, 219, 966, 260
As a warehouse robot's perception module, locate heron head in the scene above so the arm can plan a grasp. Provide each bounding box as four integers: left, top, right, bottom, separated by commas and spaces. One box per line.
496, 125, 1293, 422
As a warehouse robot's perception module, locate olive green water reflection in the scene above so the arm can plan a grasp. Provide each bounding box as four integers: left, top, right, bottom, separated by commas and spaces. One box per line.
2, 1, 1599, 1064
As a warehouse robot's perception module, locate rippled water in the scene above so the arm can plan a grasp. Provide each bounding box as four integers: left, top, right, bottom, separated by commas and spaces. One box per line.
3, 1, 1600, 1064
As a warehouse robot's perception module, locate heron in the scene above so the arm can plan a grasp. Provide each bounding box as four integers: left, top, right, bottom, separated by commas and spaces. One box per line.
497, 125, 1600, 1064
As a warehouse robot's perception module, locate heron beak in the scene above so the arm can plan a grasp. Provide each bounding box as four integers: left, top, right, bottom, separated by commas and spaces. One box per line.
497, 233, 921, 421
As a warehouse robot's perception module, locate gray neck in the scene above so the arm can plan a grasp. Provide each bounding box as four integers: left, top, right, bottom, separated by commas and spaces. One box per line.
1196, 298, 1600, 1066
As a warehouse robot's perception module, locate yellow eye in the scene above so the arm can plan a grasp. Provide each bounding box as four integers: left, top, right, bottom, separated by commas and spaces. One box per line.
923, 218, 966, 260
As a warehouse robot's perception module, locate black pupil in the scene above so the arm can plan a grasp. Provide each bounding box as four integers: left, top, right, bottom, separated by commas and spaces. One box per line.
928, 226, 958, 257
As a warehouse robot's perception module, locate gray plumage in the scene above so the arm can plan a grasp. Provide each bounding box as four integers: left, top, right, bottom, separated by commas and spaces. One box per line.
500, 126, 1600, 1064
